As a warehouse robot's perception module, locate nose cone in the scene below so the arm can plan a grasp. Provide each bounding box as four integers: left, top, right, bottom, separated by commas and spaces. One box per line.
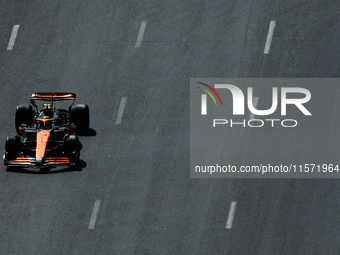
36, 130, 50, 160
36, 157, 44, 166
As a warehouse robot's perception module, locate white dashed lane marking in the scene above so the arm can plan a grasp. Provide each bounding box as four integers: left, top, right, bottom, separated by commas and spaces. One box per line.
88, 199, 101, 229
249, 97, 259, 119
115, 96, 127, 125
7, 25, 20, 51
226, 201, 237, 229
135, 20, 147, 48
264, 21, 276, 54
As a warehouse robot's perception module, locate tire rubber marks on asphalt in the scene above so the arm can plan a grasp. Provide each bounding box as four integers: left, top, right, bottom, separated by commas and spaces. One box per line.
226, 201, 237, 229
115, 97, 127, 125
7, 25, 20, 51
264, 21, 276, 54
135, 20, 147, 48
88, 199, 101, 229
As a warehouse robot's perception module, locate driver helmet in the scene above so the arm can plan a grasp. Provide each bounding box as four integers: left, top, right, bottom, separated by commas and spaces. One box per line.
43, 104, 53, 118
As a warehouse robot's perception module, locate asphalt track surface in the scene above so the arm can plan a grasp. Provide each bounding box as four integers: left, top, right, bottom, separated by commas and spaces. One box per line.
1, 1, 340, 254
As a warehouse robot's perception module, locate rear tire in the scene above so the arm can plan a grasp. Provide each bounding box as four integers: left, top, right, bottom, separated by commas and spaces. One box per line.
5, 136, 20, 159
15, 105, 34, 134
70, 104, 89, 134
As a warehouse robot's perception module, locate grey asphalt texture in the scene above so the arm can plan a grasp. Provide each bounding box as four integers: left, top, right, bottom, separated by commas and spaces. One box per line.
1, 1, 340, 254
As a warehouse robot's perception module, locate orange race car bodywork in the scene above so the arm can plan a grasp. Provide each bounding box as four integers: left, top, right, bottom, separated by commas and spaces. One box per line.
4, 92, 89, 169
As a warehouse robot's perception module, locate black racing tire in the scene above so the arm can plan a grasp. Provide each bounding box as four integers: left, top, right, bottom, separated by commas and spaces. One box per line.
5, 136, 20, 159
15, 105, 34, 134
64, 135, 79, 159
70, 104, 89, 134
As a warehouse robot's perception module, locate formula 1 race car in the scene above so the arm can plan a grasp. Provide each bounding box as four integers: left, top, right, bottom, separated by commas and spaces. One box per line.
3, 92, 89, 169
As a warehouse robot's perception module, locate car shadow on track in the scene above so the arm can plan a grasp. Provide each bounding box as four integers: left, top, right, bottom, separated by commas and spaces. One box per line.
6, 159, 87, 174
78, 128, 96, 137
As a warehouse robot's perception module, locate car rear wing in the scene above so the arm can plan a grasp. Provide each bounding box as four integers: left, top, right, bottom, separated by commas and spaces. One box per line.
30, 92, 76, 109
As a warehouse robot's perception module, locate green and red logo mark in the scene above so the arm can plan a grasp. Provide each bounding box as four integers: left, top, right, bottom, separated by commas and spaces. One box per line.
196, 82, 222, 106
196, 82, 222, 115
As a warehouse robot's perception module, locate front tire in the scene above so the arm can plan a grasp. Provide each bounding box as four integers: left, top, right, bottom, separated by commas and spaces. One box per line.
5, 136, 20, 159
64, 135, 80, 162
